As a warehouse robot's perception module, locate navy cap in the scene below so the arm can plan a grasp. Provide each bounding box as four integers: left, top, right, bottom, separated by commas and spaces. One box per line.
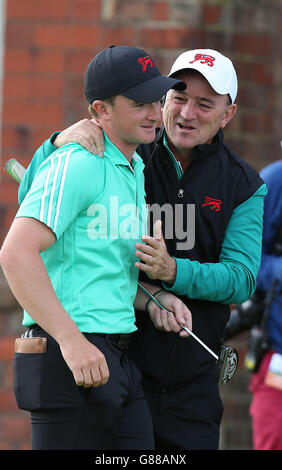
84, 45, 186, 104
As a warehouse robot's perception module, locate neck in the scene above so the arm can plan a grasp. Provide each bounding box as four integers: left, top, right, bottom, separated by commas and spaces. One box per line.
111, 141, 135, 163
103, 129, 136, 163
166, 139, 193, 170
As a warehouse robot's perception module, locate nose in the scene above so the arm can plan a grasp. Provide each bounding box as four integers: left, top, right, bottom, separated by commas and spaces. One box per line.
180, 99, 196, 120
147, 101, 162, 121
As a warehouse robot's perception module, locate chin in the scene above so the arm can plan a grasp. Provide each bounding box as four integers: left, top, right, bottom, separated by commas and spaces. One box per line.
175, 136, 195, 149
140, 132, 156, 144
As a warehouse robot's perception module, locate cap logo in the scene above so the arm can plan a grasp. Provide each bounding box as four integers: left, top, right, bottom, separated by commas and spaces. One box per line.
137, 55, 155, 72
189, 53, 215, 67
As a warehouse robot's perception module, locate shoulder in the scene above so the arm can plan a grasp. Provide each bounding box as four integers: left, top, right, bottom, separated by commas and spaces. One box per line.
260, 160, 282, 186
260, 161, 282, 212
222, 144, 260, 181
48, 142, 101, 167
220, 143, 265, 206
28, 143, 104, 200
41, 143, 104, 182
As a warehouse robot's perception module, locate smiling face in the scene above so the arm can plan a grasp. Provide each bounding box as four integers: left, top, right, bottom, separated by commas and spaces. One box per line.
92, 95, 162, 160
162, 70, 237, 161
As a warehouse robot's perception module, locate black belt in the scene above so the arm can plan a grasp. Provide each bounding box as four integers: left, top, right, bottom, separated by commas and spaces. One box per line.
92, 332, 132, 346
94, 333, 121, 342
28, 326, 131, 346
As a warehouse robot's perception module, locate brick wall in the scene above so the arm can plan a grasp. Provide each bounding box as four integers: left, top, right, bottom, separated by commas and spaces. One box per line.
0, 0, 281, 450
0, 270, 30, 449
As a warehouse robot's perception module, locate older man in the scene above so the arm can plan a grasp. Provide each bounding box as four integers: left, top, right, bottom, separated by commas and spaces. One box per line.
17, 48, 267, 450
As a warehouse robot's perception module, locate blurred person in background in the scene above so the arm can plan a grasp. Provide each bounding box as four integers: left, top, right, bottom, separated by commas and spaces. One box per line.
248, 155, 282, 450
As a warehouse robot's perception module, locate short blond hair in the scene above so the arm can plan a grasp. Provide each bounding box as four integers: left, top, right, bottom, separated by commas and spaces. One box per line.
88, 96, 117, 119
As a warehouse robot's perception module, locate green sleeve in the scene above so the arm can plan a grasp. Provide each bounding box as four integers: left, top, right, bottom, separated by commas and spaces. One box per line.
18, 132, 60, 205
163, 184, 267, 304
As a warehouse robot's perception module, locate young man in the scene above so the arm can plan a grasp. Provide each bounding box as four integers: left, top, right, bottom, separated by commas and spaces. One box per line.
0, 45, 192, 450
14, 48, 267, 450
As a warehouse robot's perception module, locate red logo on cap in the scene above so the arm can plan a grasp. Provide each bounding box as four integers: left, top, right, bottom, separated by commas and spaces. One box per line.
189, 53, 215, 67
137, 56, 155, 72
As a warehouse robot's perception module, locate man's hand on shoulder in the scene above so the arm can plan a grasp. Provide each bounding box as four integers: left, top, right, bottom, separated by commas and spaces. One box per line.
53, 119, 105, 157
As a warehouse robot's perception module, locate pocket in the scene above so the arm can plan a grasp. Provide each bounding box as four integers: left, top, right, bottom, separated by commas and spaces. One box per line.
13, 352, 44, 411
14, 347, 86, 411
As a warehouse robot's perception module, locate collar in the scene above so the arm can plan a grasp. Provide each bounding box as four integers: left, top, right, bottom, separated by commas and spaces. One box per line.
163, 131, 183, 180
159, 126, 224, 166
197, 128, 224, 155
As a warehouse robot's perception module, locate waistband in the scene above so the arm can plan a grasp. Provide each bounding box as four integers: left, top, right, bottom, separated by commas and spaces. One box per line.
24, 326, 132, 347
93, 332, 132, 346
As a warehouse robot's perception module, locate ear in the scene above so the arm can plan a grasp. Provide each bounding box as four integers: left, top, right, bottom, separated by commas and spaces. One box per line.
221, 103, 237, 129
91, 100, 111, 120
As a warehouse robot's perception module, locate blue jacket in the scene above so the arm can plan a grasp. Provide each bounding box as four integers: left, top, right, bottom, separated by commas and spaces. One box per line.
257, 160, 282, 354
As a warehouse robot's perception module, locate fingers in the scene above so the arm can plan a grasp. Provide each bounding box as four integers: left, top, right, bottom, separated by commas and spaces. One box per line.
135, 240, 161, 277
73, 359, 109, 388
82, 367, 109, 388
89, 120, 104, 157
135, 249, 154, 266
99, 360, 110, 386
136, 241, 157, 254
86, 353, 109, 388
148, 296, 192, 338
69, 132, 94, 154
61, 338, 110, 388
169, 301, 192, 338
138, 236, 160, 250
73, 368, 94, 388
153, 220, 163, 241
149, 306, 182, 334
75, 122, 104, 156
138, 220, 164, 247
150, 308, 163, 330
165, 310, 184, 334
53, 119, 105, 157
135, 226, 175, 283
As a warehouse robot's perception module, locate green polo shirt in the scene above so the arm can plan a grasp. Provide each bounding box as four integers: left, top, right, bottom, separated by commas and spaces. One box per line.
16, 133, 147, 333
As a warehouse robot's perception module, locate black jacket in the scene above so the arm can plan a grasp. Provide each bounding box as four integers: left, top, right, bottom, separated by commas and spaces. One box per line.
129, 127, 264, 392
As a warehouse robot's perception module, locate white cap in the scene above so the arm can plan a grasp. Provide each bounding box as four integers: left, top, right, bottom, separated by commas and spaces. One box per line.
168, 49, 238, 103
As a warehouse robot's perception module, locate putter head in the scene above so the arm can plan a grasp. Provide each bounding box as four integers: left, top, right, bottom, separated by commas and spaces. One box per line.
217, 345, 239, 384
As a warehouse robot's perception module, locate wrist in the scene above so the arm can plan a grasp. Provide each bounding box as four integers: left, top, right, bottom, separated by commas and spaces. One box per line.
145, 289, 166, 313
50, 132, 61, 147
164, 257, 176, 284
56, 325, 83, 347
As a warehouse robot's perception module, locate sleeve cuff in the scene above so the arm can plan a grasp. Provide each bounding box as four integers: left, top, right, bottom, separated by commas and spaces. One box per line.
46, 132, 60, 151
162, 257, 192, 295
